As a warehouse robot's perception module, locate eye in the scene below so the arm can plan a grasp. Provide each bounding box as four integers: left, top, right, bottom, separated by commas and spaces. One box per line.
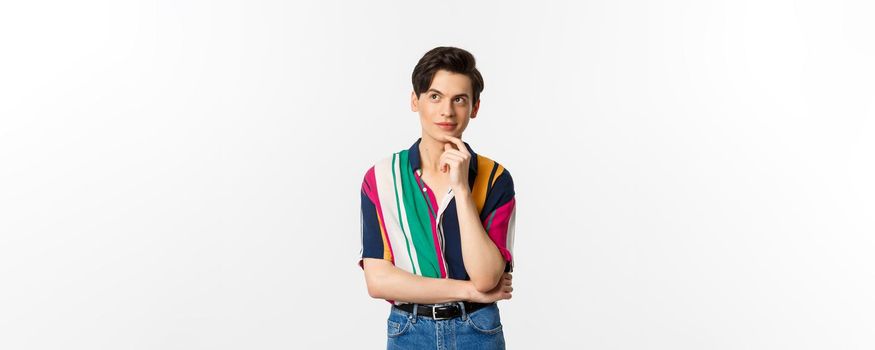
454, 97, 466, 104
430, 93, 439, 100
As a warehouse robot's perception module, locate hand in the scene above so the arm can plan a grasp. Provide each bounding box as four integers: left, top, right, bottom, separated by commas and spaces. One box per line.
467, 272, 513, 303
439, 135, 471, 193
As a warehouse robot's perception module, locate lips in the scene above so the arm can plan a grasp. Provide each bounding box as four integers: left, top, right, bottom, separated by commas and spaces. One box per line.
435, 122, 456, 130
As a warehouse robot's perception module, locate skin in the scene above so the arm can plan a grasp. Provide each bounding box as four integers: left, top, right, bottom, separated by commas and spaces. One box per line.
411, 70, 508, 293
362, 69, 513, 304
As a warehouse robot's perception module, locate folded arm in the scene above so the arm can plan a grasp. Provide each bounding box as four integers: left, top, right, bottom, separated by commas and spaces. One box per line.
455, 190, 507, 293
362, 258, 473, 304
362, 258, 513, 304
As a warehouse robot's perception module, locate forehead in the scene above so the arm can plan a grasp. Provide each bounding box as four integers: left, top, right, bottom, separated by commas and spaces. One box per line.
428, 69, 473, 96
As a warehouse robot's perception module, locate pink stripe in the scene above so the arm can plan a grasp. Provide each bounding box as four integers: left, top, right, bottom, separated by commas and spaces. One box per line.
363, 166, 394, 263
483, 197, 515, 263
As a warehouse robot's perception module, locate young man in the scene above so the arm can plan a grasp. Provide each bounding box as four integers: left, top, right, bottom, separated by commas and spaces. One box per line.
357, 46, 516, 349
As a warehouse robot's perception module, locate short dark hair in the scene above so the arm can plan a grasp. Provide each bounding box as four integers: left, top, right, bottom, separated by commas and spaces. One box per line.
411, 46, 484, 106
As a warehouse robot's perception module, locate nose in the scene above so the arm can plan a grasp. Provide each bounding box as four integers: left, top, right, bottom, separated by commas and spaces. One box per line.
440, 100, 455, 117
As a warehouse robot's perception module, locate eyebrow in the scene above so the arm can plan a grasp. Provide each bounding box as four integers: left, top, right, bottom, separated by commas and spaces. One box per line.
426, 88, 469, 99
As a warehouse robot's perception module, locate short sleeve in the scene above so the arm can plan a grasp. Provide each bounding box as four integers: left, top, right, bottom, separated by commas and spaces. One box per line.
481, 169, 516, 273
357, 166, 393, 269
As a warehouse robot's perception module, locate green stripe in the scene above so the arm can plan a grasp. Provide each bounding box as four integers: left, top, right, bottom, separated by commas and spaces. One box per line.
486, 210, 497, 232
399, 150, 441, 278
391, 153, 418, 275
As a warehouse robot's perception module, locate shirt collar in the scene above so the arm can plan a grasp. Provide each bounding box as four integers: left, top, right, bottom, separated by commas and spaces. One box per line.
408, 137, 478, 181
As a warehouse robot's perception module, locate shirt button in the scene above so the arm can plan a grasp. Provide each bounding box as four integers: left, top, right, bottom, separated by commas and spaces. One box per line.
422, 187, 427, 192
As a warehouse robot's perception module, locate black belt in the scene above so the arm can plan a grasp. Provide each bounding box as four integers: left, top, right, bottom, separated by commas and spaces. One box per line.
393, 301, 492, 320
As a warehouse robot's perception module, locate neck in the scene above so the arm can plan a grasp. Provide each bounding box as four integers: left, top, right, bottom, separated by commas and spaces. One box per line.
418, 133, 451, 174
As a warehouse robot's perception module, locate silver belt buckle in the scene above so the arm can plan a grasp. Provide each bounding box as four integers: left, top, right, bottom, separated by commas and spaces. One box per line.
432, 305, 451, 320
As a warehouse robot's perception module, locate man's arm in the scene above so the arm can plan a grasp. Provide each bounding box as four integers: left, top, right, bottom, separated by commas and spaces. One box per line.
454, 190, 507, 293
362, 258, 475, 304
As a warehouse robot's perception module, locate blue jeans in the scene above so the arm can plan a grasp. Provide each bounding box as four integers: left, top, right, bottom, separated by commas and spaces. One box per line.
386, 301, 506, 350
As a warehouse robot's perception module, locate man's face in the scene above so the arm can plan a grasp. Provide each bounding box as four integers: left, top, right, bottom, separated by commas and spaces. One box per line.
411, 69, 480, 141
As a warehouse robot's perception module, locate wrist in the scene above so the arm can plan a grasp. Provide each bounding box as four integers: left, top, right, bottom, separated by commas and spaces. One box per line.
457, 279, 476, 301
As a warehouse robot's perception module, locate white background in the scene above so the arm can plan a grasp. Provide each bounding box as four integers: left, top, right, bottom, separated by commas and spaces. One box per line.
1, 0, 873, 349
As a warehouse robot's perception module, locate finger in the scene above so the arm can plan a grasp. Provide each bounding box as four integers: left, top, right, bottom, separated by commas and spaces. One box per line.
440, 153, 464, 164
439, 154, 464, 171
441, 149, 468, 160
444, 136, 469, 157
438, 152, 455, 166
438, 156, 457, 173
442, 137, 459, 151
440, 145, 454, 173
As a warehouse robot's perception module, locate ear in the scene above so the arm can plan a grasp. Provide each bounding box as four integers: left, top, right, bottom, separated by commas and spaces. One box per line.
471, 99, 480, 118
410, 91, 419, 112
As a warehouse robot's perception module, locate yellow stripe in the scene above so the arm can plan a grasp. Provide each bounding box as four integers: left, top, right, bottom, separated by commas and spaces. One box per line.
472, 155, 495, 213
376, 210, 393, 262
491, 164, 505, 188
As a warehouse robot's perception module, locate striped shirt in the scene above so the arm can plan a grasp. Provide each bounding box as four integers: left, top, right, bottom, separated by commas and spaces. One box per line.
357, 137, 516, 305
